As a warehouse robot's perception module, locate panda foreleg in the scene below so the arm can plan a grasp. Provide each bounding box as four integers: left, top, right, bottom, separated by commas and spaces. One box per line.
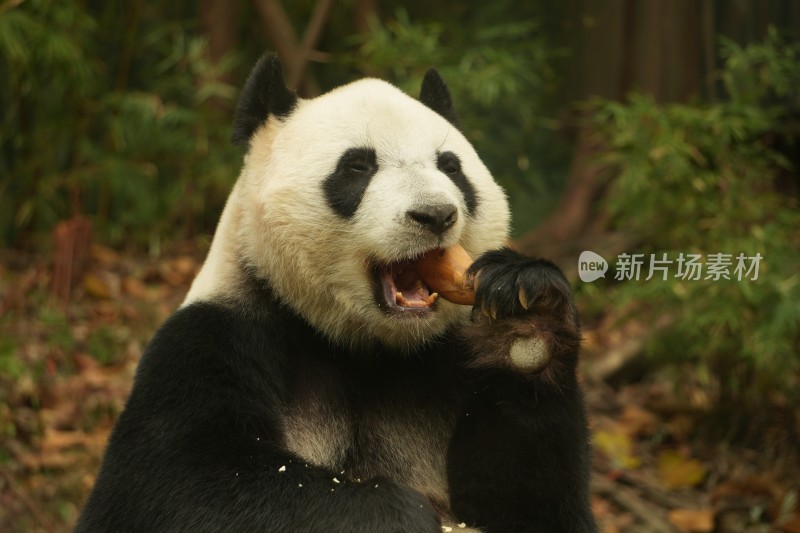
200, 455, 444, 533
79, 435, 441, 532
447, 247, 596, 532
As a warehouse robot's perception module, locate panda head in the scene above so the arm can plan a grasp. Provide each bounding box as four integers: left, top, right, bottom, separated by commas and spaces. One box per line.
203, 54, 510, 351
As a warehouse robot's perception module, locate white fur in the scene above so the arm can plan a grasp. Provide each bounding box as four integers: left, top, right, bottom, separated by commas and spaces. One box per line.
185, 78, 510, 350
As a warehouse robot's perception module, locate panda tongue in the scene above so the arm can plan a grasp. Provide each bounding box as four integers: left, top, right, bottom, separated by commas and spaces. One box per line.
393, 266, 437, 308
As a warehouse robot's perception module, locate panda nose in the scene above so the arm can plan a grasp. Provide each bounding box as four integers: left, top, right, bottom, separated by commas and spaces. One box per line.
407, 204, 458, 236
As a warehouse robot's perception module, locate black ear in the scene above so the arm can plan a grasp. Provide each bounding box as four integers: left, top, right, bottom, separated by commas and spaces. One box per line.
419, 69, 460, 128
231, 53, 298, 146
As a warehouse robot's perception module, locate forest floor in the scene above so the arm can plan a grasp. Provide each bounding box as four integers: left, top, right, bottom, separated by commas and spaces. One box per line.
1, 243, 798, 533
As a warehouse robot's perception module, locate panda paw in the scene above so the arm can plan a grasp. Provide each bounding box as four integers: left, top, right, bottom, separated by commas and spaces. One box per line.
469, 248, 574, 322
463, 248, 579, 374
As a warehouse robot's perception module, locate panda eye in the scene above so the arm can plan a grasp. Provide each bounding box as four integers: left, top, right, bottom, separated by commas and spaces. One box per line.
348, 160, 371, 173
437, 152, 462, 175
338, 148, 376, 175
442, 161, 460, 174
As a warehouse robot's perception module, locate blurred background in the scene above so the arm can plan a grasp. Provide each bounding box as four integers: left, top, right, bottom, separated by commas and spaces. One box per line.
0, 0, 798, 531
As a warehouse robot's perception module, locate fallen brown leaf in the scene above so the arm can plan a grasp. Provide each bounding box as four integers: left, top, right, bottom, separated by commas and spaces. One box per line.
657, 450, 706, 488
73, 352, 101, 372
594, 429, 641, 470
122, 276, 148, 299
711, 475, 780, 504
779, 512, 800, 533
90, 244, 120, 266
84, 273, 112, 299
171, 256, 197, 276
668, 508, 715, 532
18, 450, 78, 471
159, 256, 198, 285
40, 429, 89, 452
591, 495, 615, 522
89, 305, 119, 326
618, 404, 658, 437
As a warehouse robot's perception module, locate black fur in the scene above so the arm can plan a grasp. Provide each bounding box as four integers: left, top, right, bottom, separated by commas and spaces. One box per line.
231, 53, 298, 146
420, 68, 460, 128
324, 147, 379, 219
76, 294, 443, 533
77, 249, 595, 532
437, 151, 478, 217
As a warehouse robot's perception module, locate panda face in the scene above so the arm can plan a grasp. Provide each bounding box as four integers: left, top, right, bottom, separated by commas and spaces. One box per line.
231, 73, 509, 350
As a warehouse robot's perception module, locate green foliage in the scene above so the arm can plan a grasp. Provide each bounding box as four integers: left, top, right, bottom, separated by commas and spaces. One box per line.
38, 306, 76, 355
0, 0, 240, 249
86, 326, 120, 366
1, 2, 573, 245
0, 338, 23, 381
720, 27, 800, 107
592, 30, 800, 401
343, 8, 571, 234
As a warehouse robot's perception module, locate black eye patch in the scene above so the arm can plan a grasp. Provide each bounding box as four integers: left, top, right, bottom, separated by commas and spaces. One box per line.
324, 147, 379, 219
437, 151, 478, 217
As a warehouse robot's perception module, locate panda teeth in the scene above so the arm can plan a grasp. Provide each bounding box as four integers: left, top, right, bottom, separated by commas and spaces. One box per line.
395, 290, 438, 308
396, 291, 418, 308
396, 291, 415, 308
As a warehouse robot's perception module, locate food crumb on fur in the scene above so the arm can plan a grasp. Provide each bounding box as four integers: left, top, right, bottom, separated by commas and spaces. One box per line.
278, 465, 286, 472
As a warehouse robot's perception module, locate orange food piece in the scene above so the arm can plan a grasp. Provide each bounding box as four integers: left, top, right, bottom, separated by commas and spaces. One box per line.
416, 245, 475, 305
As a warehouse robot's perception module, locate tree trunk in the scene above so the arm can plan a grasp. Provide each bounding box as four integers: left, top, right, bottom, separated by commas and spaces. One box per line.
517, 0, 707, 260
252, 0, 330, 96
199, 0, 238, 112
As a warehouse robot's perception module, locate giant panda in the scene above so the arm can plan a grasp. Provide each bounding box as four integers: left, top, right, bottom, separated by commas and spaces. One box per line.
76, 54, 596, 533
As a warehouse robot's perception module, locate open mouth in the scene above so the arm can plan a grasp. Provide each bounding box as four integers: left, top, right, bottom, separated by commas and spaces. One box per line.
373, 259, 439, 313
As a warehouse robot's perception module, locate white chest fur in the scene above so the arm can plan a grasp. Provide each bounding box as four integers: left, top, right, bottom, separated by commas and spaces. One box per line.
281, 364, 457, 511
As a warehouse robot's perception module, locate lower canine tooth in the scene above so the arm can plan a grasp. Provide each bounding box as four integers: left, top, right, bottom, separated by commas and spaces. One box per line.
425, 292, 439, 305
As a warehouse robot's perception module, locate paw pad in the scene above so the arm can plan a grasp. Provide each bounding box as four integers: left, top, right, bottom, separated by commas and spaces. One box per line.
509, 336, 550, 371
